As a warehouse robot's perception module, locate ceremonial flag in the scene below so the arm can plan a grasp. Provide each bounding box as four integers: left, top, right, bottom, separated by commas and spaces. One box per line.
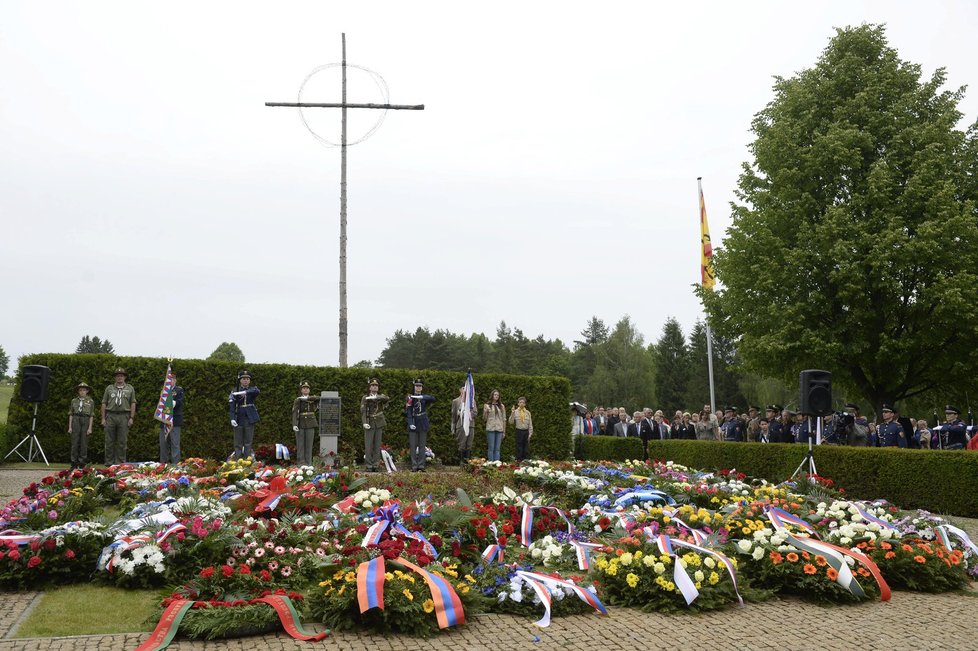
462, 370, 475, 436
698, 178, 716, 290
154, 363, 176, 435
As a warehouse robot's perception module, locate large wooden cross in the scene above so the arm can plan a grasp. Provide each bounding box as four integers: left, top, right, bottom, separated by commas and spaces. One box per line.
266, 33, 424, 367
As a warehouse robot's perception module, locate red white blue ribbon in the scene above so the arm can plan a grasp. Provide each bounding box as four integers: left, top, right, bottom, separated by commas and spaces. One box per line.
767, 506, 818, 536
0, 530, 40, 546
853, 503, 897, 531
570, 541, 604, 570
935, 524, 978, 555
668, 538, 744, 606
662, 507, 711, 544
481, 523, 505, 564
514, 570, 607, 627
654, 534, 698, 605
520, 504, 575, 547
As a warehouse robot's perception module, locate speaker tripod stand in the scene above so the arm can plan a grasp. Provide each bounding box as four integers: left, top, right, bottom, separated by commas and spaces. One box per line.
4, 403, 50, 465
790, 416, 821, 481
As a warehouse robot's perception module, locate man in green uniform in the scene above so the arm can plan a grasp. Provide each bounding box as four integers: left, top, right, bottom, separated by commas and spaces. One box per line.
361, 378, 390, 472
101, 368, 136, 466
67, 382, 95, 469
291, 381, 319, 465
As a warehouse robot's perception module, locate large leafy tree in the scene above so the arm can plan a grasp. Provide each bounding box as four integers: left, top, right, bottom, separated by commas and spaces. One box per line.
75, 335, 115, 354
207, 342, 245, 364
702, 25, 978, 416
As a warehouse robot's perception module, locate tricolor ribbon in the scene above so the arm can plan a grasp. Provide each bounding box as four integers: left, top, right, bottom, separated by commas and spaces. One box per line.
520, 504, 576, 547
654, 534, 699, 605
356, 556, 386, 613
853, 503, 897, 532
481, 523, 505, 564
668, 538, 744, 606
0, 530, 41, 546
360, 505, 438, 559
662, 506, 712, 544
570, 541, 604, 570
935, 524, 978, 556
514, 570, 608, 628
391, 558, 465, 629
254, 476, 290, 512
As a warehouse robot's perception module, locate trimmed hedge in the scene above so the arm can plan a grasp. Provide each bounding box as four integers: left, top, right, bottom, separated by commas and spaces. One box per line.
579, 437, 978, 518
8, 354, 572, 465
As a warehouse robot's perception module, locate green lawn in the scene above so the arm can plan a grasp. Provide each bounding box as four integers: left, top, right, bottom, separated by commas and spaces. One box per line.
14, 585, 160, 637
0, 383, 12, 423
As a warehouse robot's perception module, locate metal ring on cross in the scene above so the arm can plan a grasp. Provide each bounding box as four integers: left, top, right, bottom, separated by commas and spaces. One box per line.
297, 63, 390, 147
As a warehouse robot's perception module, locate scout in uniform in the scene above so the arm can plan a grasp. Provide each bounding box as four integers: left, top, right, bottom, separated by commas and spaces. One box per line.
229, 370, 260, 459
160, 371, 184, 464
101, 368, 136, 466
291, 381, 319, 465
508, 396, 534, 462
451, 385, 476, 463
361, 378, 390, 472
873, 404, 906, 448
942, 405, 968, 450
67, 382, 95, 469
405, 378, 435, 472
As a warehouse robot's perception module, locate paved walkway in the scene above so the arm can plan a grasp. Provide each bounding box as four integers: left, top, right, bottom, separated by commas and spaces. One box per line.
2, 465, 977, 650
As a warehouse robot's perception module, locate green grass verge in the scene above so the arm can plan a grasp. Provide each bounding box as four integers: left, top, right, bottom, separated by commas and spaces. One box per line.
14, 585, 160, 637
0, 384, 13, 423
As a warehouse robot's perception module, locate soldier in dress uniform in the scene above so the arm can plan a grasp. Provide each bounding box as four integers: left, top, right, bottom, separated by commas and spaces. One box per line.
67, 382, 95, 469
101, 368, 136, 466
291, 380, 318, 465
941, 405, 968, 450
765, 405, 783, 443
361, 378, 390, 472
405, 379, 435, 472
746, 406, 761, 442
873, 404, 906, 448
229, 370, 260, 459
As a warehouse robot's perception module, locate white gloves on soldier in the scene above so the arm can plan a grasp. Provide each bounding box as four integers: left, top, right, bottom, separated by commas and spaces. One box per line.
409, 425, 417, 430
363, 423, 371, 430
230, 420, 238, 427
232, 390, 246, 396
293, 425, 299, 432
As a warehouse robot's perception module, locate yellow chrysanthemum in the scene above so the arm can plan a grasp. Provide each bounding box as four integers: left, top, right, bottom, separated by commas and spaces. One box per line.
403, 589, 414, 601
625, 573, 640, 588
344, 572, 356, 582
708, 572, 720, 585
422, 599, 435, 613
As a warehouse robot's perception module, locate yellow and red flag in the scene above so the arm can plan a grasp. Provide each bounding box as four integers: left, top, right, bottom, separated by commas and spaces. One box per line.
698, 180, 716, 290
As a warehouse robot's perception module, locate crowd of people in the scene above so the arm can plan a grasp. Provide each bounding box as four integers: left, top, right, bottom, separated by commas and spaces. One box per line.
571, 402, 978, 456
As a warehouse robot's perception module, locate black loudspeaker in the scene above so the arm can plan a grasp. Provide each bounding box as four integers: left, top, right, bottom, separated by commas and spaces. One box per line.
20, 365, 52, 402
799, 369, 832, 416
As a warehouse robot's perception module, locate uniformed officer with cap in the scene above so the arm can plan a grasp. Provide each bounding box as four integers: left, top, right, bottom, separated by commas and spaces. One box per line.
765, 405, 783, 443
361, 378, 390, 472
101, 368, 136, 465
291, 381, 318, 465
68, 382, 95, 469
405, 378, 435, 471
721, 406, 743, 442
873, 404, 906, 447
942, 405, 968, 450
229, 370, 260, 459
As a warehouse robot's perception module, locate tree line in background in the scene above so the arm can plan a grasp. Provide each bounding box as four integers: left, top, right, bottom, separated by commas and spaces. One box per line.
374, 317, 793, 413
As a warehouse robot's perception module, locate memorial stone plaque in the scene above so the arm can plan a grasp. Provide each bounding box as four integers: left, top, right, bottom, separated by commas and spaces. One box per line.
319, 391, 341, 466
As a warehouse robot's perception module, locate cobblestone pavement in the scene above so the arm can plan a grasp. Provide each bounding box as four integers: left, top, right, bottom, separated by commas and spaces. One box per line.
2, 465, 977, 650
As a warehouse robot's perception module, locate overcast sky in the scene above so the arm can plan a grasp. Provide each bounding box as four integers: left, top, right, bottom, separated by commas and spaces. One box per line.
2, 1, 977, 370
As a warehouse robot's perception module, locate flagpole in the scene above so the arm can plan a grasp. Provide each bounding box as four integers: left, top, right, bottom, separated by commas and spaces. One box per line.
698, 177, 717, 416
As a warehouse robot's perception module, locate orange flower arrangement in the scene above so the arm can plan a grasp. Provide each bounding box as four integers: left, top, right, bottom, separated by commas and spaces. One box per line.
857, 568, 871, 577
786, 552, 799, 563
826, 567, 839, 580
901, 544, 913, 552
814, 555, 827, 567
769, 552, 784, 565
884, 551, 896, 559
803, 563, 817, 575
801, 551, 810, 561
913, 555, 927, 564
880, 541, 892, 551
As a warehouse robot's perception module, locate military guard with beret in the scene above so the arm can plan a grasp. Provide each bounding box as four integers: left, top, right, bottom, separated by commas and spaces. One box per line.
229, 370, 260, 459
291, 381, 318, 465
68, 382, 95, 469
941, 405, 968, 450
361, 378, 390, 472
101, 368, 136, 465
873, 404, 906, 447
405, 378, 435, 472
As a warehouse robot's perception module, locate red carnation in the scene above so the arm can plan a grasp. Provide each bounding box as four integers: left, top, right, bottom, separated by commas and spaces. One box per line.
27, 556, 42, 568
260, 570, 272, 582
475, 527, 487, 539
44, 539, 56, 551
30, 540, 41, 552
8, 550, 20, 561
497, 536, 508, 546
502, 523, 514, 535
200, 567, 216, 579
238, 565, 251, 575
221, 565, 235, 578
65, 549, 75, 560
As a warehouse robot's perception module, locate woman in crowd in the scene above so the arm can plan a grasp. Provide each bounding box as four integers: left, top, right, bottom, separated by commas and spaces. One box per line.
693, 411, 714, 440
484, 389, 507, 462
